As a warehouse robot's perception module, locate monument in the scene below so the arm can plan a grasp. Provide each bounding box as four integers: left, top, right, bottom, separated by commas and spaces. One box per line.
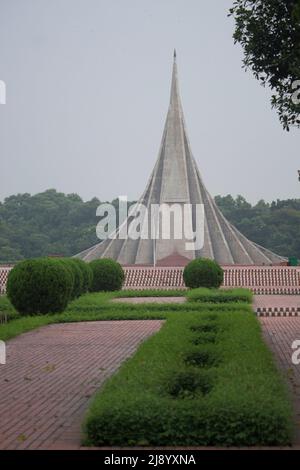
76, 52, 284, 267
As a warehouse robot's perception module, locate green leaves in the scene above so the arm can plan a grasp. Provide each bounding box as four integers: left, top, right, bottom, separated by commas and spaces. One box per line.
230, 0, 300, 130
215, 195, 300, 259
183, 259, 224, 289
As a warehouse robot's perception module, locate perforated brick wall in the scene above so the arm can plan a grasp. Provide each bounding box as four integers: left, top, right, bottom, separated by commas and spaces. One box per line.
1, 265, 300, 294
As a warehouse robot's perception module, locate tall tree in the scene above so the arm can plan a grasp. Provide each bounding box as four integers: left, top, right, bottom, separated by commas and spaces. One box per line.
230, 0, 300, 130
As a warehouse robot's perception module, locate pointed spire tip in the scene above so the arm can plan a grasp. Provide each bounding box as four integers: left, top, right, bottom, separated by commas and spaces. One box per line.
173, 49, 177, 61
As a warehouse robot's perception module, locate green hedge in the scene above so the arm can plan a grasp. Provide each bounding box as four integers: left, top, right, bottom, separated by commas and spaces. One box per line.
7, 258, 72, 315
186, 288, 253, 304
67, 259, 84, 298
84, 311, 292, 446
0, 295, 19, 323
183, 259, 224, 289
71, 258, 93, 293
5, 257, 94, 316
89, 259, 124, 292
116, 289, 186, 298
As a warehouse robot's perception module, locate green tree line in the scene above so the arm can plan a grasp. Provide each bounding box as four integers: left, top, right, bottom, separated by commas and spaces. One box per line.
0, 189, 299, 263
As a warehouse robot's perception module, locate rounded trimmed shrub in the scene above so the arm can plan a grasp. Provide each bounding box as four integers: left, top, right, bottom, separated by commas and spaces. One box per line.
190, 323, 219, 333
64, 258, 84, 298
89, 258, 124, 292
7, 258, 72, 315
71, 258, 93, 293
184, 350, 220, 368
183, 258, 224, 289
57, 258, 75, 300
191, 333, 217, 345
166, 370, 214, 398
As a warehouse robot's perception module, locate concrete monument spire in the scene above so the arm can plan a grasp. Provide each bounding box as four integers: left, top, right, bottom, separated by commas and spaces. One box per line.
76, 53, 284, 266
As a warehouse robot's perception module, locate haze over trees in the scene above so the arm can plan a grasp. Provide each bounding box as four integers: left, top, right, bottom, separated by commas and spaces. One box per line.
0, 189, 299, 263
230, 0, 300, 130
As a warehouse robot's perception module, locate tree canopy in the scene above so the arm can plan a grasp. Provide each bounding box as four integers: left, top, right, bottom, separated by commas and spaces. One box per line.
0, 189, 120, 263
215, 194, 300, 258
230, 0, 300, 130
0, 189, 299, 263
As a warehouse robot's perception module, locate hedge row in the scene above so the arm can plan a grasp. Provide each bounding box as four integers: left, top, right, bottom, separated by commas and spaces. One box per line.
7, 257, 124, 315
84, 310, 292, 446
186, 287, 253, 304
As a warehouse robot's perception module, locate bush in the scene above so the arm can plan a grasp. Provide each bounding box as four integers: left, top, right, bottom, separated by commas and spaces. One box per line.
166, 369, 214, 398
183, 259, 224, 289
71, 258, 93, 293
190, 322, 219, 333
184, 349, 220, 368
64, 259, 84, 298
187, 287, 253, 304
0, 295, 19, 323
7, 258, 72, 315
57, 258, 75, 301
89, 259, 124, 292
191, 333, 217, 345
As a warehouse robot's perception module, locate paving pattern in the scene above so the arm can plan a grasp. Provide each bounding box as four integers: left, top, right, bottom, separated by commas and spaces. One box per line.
260, 317, 300, 444
254, 295, 300, 310
254, 295, 300, 316
0, 320, 163, 450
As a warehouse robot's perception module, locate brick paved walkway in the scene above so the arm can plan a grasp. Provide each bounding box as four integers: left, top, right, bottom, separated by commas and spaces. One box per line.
254, 295, 300, 310
0, 320, 163, 450
260, 317, 300, 444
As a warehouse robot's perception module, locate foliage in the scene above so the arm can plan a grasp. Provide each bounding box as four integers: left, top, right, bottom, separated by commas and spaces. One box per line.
215, 194, 300, 258
63, 258, 84, 299
71, 259, 93, 293
89, 259, 125, 292
0, 295, 19, 322
116, 289, 186, 298
186, 287, 253, 303
0, 189, 134, 263
0, 291, 253, 340
6, 258, 72, 315
230, 0, 300, 130
165, 369, 214, 398
1, 190, 300, 262
183, 259, 224, 289
84, 310, 292, 446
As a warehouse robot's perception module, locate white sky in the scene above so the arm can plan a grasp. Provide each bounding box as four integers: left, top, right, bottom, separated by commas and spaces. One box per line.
0, 0, 299, 204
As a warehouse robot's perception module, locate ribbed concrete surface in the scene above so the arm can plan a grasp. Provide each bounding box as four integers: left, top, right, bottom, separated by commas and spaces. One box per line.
75, 56, 284, 266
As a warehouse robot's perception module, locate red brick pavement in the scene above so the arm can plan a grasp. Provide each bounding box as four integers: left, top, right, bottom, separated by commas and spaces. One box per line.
260, 317, 300, 444
254, 295, 300, 310
0, 320, 163, 450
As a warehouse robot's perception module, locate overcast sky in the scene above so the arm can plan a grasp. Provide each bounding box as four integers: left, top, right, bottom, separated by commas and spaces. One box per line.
0, 0, 299, 204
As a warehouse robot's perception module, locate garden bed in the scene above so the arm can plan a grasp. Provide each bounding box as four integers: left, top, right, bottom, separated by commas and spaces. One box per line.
84, 309, 292, 447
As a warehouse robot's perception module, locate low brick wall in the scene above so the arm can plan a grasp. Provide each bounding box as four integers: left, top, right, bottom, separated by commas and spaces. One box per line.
1, 264, 300, 294
123, 266, 300, 293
